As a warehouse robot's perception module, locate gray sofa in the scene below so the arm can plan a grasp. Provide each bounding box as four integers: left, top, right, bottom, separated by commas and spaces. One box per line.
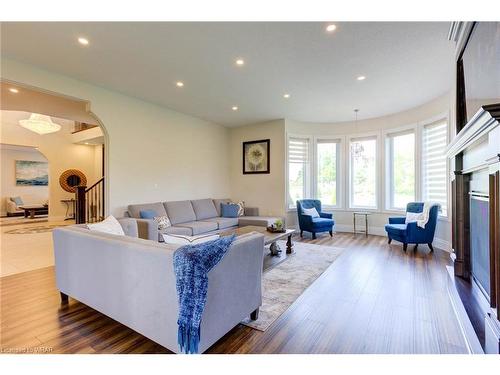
127, 198, 283, 241
53, 218, 265, 353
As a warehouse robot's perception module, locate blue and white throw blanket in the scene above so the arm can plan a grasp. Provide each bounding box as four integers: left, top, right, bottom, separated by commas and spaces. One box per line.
173, 235, 236, 354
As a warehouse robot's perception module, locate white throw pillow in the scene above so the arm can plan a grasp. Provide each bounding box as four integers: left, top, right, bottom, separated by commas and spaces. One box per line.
162, 233, 220, 245
302, 207, 320, 218
87, 215, 125, 236
154, 215, 171, 230
405, 211, 423, 224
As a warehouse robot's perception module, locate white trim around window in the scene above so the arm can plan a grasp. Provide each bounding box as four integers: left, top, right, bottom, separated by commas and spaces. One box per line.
383, 124, 418, 212
286, 134, 313, 211
347, 132, 381, 211
313, 136, 344, 210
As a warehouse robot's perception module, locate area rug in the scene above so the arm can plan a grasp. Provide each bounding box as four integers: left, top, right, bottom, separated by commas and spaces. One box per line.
242, 240, 344, 331
5, 224, 71, 234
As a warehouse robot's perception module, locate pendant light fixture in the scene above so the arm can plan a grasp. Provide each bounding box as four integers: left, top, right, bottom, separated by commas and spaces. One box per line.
351, 109, 364, 158
19, 113, 61, 135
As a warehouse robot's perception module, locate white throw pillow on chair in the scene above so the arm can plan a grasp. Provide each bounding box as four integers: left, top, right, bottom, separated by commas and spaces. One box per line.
405, 212, 423, 224
302, 207, 320, 218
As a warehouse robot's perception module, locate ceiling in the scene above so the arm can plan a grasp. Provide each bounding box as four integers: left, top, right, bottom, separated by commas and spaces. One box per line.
1, 22, 455, 127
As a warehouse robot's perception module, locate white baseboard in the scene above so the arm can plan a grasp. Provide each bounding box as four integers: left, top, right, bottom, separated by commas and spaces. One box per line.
433, 238, 452, 252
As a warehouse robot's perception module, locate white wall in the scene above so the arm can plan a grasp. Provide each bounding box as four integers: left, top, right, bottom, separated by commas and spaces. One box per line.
229, 120, 286, 216
285, 93, 453, 250
0, 117, 101, 219
0, 147, 49, 216
1, 59, 232, 216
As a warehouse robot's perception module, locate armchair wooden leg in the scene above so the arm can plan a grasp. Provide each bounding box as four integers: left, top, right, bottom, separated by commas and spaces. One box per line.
428, 243, 434, 252
414, 244, 418, 253
60, 292, 69, 304
250, 308, 259, 321
403, 243, 408, 252
329, 230, 333, 237
312, 232, 316, 240
300, 230, 303, 238
388, 237, 392, 244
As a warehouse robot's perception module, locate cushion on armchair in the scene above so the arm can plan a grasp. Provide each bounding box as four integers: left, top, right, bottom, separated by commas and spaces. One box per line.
302, 207, 320, 218
11, 196, 24, 206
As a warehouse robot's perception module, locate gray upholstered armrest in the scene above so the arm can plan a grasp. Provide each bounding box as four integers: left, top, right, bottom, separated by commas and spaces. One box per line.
117, 218, 139, 237
135, 218, 158, 241
244, 207, 259, 216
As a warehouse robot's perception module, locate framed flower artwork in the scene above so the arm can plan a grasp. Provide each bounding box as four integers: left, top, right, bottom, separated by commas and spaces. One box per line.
242, 139, 270, 174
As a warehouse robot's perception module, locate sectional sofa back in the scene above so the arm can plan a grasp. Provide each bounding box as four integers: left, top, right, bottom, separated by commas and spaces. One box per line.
128, 198, 232, 224
164, 200, 197, 224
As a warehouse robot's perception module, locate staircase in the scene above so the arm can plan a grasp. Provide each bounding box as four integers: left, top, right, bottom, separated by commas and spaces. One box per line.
75, 177, 105, 224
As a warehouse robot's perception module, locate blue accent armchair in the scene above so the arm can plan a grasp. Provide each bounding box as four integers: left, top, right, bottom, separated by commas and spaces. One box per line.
296, 199, 335, 239
384, 202, 439, 252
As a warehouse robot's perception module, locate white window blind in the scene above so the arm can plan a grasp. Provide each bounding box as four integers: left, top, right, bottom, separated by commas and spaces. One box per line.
288, 137, 309, 163
422, 121, 448, 216
287, 137, 310, 209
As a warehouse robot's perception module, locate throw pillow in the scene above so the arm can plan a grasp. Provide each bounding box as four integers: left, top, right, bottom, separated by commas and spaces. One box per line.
230, 201, 245, 217
154, 215, 171, 230
405, 211, 423, 224
302, 207, 320, 218
87, 215, 125, 236
221, 203, 239, 218
163, 233, 220, 245
139, 209, 157, 219
11, 196, 24, 206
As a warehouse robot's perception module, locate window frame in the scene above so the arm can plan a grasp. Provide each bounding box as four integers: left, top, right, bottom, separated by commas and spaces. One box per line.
347, 132, 380, 211
419, 115, 450, 219
384, 126, 418, 212
313, 136, 343, 210
286, 134, 312, 211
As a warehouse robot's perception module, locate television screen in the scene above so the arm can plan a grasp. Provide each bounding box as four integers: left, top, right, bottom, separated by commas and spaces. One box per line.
462, 22, 500, 123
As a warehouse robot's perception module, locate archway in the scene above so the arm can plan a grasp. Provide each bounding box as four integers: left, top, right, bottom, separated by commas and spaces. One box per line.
0, 80, 110, 221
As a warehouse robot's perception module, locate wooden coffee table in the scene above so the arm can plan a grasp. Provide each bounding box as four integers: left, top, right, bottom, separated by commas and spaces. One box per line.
19, 205, 48, 219
223, 225, 296, 255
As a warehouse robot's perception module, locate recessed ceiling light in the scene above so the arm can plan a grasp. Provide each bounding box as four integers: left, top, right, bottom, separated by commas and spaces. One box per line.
176, 81, 184, 87
78, 37, 89, 46
357, 75, 366, 81
326, 24, 337, 32
9, 88, 19, 93
84, 142, 89, 145
232, 106, 238, 111
283, 94, 290, 99
235, 59, 245, 66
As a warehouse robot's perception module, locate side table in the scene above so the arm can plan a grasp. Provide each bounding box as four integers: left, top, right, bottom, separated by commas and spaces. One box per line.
353, 212, 371, 237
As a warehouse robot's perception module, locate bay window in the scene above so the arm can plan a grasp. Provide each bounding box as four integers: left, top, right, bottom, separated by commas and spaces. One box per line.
316, 139, 340, 207
349, 136, 377, 209
287, 137, 310, 209
422, 120, 448, 216
386, 131, 416, 210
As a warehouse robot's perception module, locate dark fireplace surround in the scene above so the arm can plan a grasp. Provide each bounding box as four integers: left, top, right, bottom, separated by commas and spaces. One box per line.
446, 22, 500, 355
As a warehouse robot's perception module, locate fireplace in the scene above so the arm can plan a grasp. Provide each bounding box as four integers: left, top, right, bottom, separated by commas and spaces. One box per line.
470, 193, 490, 300
447, 21, 500, 354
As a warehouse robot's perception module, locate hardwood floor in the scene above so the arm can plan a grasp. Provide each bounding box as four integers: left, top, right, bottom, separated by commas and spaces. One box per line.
0, 233, 468, 354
